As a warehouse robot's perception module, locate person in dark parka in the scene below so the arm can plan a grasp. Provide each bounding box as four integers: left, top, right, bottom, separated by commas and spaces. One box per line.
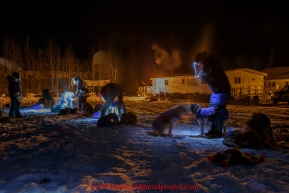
190, 52, 231, 138
6, 72, 22, 118
72, 76, 89, 111
99, 83, 125, 119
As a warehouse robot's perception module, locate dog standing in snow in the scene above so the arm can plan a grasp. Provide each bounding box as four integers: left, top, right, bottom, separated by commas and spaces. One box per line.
190, 103, 226, 137
152, 104, 189, 136
190, 104, 208, 137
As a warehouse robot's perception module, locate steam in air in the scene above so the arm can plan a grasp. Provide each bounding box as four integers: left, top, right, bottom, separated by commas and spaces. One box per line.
151, 42, 182, 74
190, 23, 215, 63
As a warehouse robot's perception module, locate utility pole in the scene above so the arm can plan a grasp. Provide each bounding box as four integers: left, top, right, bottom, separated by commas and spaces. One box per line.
99, 37, 102, 92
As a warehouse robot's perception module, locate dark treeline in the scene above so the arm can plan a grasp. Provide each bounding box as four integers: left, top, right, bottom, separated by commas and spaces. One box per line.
0, 35, 139, 95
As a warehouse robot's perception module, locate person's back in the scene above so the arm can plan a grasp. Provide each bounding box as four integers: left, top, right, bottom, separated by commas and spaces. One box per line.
100, 83, 123, 101
99, 83, 124, 116
6, 72, 22, 118
72, 76, 89, 111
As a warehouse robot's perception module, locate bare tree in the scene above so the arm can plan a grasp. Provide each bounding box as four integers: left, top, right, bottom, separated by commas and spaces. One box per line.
23, 34, 33, 70
64, 43, 78, 91
54, 46, 61, 94
106, 48, 122, 83
2, 35, 23, 74
45, 38, 60, 93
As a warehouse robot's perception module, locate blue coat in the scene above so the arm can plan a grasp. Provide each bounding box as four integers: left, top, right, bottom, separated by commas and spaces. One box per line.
197, 92, 229, 119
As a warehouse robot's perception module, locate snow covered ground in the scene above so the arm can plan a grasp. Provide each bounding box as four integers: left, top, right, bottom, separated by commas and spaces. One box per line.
0, 96, 289, 193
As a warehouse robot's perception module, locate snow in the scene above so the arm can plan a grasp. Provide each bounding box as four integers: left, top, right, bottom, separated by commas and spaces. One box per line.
0, 96, 289, 193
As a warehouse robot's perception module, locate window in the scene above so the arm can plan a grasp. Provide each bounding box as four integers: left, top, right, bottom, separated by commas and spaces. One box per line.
234, 77, 241, 84
164, 80, 168, 85
286, 82, 288, 86
252, 78, 255, 81
182, 79, 185, 84
272, 82, 276, 87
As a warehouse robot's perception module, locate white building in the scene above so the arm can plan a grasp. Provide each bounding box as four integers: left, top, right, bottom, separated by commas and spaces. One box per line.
149, 68, 267, 96
150, 74, 212, 94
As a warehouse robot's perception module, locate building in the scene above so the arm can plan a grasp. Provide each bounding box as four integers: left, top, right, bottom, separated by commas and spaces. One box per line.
150, 74, 211, 94
261, 67, 289, 92
226, 68, 267, 96
149, 68, 267, 96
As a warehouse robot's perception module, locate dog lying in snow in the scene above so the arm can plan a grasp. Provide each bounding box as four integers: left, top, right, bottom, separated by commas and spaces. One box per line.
152, 104, 189, 136
190, 104, 226, 137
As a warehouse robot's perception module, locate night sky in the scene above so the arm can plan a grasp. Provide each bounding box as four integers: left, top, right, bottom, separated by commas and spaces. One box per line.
1, 1, 289, 79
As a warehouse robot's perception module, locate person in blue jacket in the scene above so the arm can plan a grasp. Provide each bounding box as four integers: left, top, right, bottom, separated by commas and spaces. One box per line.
190, 52, 231, 138
6, 72, 22, 118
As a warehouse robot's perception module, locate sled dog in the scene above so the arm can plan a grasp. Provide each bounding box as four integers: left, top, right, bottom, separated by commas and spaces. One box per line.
152, 104, 189, 136
191, 111, 226, 137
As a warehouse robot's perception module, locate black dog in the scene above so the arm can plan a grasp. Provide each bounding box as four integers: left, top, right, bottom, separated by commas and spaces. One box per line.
59, 107, 78, 115
97, 113, 119, 127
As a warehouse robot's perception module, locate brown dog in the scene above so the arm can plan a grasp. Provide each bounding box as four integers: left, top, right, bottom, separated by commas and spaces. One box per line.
152, 104, 189, 136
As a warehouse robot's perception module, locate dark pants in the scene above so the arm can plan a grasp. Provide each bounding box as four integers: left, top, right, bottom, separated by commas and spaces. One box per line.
210, 115, 225, 133
77, 94, 87, 111
9, 98, 21, 118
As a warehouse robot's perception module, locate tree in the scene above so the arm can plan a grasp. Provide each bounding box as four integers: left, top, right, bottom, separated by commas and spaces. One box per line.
64, 43, 78, 91
106, 48, 122, 83
45, 38, 61, 93
2, 35, 22, 74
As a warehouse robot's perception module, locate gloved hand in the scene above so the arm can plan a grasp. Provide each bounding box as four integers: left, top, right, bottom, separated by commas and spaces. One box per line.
190, 103, 202, 115
14, 92, 22, 103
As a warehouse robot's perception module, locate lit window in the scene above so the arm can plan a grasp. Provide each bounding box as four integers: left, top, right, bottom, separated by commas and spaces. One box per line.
164, 80, 168, 85
234, 77, 241, 84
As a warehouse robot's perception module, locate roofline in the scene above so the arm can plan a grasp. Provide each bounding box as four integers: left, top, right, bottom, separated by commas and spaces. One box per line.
150, 74, 195, 80
150, 68, 267, 80
225, 68, 267, 76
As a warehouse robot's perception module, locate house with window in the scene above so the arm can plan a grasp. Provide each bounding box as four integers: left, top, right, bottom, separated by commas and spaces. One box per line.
261, 67, 289, 92
149, 68, 267, 96
225, 68, 267, 96
150, 73, 212, 94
